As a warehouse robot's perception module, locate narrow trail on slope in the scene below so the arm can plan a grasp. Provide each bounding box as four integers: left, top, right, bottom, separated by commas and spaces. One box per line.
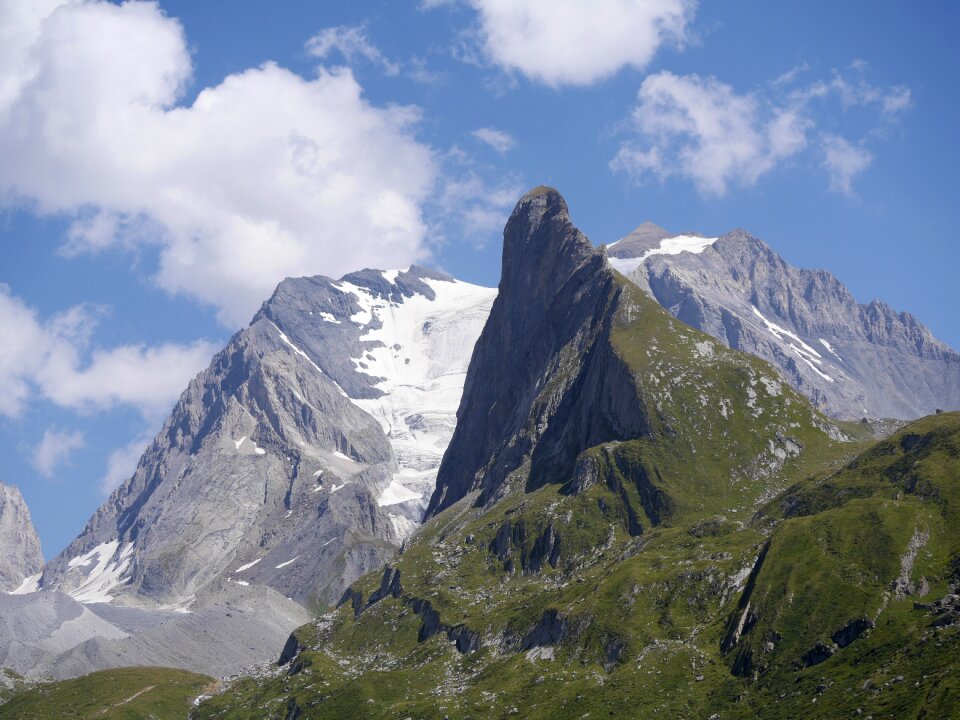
96, 684, 155, 715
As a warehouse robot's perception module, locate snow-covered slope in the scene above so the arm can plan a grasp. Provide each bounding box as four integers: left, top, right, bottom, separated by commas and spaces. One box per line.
340, 275, 496, 523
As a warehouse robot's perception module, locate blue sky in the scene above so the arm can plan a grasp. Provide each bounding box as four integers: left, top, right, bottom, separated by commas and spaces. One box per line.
1, 0, 957, 559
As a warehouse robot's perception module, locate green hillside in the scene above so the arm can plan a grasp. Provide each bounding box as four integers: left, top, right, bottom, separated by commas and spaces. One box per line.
0, 666, 214, 720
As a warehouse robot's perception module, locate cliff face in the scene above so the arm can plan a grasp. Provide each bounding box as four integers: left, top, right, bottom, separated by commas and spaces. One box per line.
0, 482, 43, 592
428, 187, 643, 515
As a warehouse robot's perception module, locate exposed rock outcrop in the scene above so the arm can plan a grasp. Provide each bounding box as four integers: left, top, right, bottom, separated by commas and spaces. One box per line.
0, 482, 43, 592
428, 187, 647, 516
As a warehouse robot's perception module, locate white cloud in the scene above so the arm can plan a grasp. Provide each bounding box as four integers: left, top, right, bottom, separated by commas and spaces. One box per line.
0, 286, 51, 417
613, 66, 909, 196
30, 428, 85, 478
471, 127, 515, 154
439, 0, 695, 87
0, 1, 437, 327
799, 62, 912, 117
821, 135, 872, 196
37, 340, 218, 418
305, 24, 400, 76
407, 57, 446, 85
100, 433, 152, 495
0, 285, 217, 420
612, 72, 809, 196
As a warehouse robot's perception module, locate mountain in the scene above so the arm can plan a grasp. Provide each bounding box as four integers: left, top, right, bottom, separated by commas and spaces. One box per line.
429, 187, 842, 519
608, 224, 960, 420
7, 188, 958, 714
190, 189, 957, 719
40, 266, 494, 615
0, 482, 43, 593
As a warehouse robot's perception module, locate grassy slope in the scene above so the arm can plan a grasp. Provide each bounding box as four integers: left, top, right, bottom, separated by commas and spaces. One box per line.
0, 667, 214, 720
721, 412, 960, 719
196, 415, 959, 719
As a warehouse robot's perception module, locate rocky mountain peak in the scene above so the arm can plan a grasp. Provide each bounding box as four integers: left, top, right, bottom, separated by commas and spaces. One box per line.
607, 221, 672, 258
516, 184, 569, 213
427, 190, 619, 517
501, 186, 598, 310
41, 262, 495, 617
428, 188, 837, 520
631, 220, 669, 235
0, 481, 44, 592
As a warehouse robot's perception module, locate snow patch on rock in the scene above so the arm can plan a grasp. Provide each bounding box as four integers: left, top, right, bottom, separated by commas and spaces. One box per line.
235, 558, 262, 573
9, 572, 41, 595
66, 540, 134, 604
751, 306, 834, 383
609, 234, 719, 275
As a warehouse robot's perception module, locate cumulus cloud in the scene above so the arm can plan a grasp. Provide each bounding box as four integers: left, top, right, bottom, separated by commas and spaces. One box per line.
471, 127, 515, 154
430, 0, 695, 87
100, 433, 152, 494
30, 428, 85, 478
306, 24, 400, 75
0, 285, 217, 419
0, 0, 437, 326
612, 65, 909, 196
37, 340, 218, 418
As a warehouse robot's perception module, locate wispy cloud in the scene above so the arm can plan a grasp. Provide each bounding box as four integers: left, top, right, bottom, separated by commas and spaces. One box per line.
100, 433, 152, 495
821, 135, 872, 196
306, 24, 400, 76
426, 148, 524, 247
797, 61, 912, 117
30, 429, 85, 478
472, 127, 516, 155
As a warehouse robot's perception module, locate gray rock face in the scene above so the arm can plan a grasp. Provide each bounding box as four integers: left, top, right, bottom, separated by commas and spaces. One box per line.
0, 482, 43, 592
40, 266, 494, 615
610, 226, 960, 419
428, 187, 647, 516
